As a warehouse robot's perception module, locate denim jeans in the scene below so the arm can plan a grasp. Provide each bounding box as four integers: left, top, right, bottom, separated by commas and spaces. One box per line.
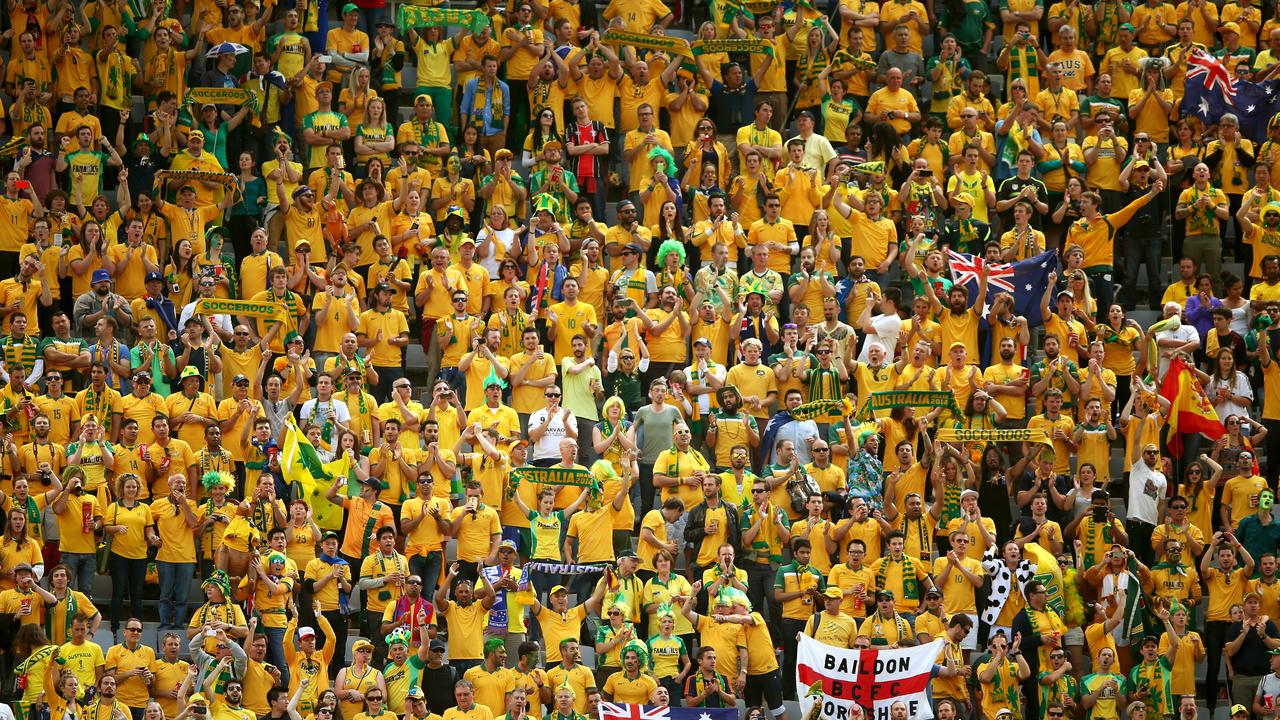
62, 552, 96, 593
409, 552, 443, 600
157, 561, 196, 632
110, 554, 148, 632
261, 625, 290, 687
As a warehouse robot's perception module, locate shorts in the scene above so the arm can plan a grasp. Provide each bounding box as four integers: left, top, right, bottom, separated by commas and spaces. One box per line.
1063, 625, 1085, 647
745, 668, 785, 713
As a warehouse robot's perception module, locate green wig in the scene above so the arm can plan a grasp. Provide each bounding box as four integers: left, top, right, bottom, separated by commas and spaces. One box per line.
648, 145, 677, 175
656, 239, 686, 267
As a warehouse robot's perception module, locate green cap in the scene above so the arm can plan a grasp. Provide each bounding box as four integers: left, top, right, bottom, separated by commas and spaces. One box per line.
342, 2, 359, 13
1119, 22, 1135, 32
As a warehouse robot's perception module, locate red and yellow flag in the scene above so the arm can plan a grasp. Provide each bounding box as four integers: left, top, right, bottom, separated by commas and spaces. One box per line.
1158, 355, 1226, 457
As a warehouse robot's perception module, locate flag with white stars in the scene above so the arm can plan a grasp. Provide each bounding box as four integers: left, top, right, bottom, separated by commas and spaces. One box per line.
1181, 49, 1280, 141
947, 249, 1057, 328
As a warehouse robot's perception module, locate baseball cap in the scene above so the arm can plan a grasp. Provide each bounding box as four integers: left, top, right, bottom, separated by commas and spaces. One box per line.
342, 2, 359, 12
1232, 705, 1250, 717
92, 269, 110, 284
948, 341, 966, 352
622, 243, 644, 254
145, 271, 164, 284
352, 639, 375, 653
550, 584, 569, 595
823, 586, 843, 599
321, 531, 340, 541
1220, 22, 1242, 35
951, 192, 975, 206
406, 687, 426, 700
495, 148, 514, 160
429, 639, 447, 651
498, 539, 518, 551
298, 627, 316, 639
13, 563, 33, 574
693, 337, 711, 347
875, 589, 895, 601
232, 373, 251, 385
924, 587, 942, 598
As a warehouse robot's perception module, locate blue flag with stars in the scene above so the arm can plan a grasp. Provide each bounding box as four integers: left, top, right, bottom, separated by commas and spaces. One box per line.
948, 249, 1057, 329
1180, 49, 1280, 142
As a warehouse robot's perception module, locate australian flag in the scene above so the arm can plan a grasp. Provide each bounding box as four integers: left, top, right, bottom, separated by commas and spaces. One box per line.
947, 249, 1057, 328
1181, 49, 1280, 141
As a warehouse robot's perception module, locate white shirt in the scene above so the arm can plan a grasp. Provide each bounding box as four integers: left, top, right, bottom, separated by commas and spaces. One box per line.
529, 406, 576, 461
179, 300, 234, 337
859, 313, 903, 362
298, 398, 352, 429
1206, 370, 1253, 422
477, 227, 517, 279
1127, 459, 1167, 525
1154, 324, 1199, 381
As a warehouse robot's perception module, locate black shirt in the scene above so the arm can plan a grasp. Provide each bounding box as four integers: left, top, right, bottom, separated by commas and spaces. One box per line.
422, 663, 458, 715
1226, 619, 1280, 675
710, 78, 758, 132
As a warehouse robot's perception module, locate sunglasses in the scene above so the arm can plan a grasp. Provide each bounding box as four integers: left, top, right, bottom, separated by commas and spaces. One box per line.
545, 392, 561, 397
135, 377, 152, 384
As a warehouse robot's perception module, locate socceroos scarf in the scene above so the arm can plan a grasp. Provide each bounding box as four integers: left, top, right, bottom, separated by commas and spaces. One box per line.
601, 29, 694, 59
876, 554, 921, 602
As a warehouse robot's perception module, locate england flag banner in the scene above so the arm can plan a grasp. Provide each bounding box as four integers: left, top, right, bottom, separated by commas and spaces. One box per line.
796, 635, 943, 720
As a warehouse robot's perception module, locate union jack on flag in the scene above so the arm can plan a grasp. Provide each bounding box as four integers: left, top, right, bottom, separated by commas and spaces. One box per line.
1181, 49, 1280, 141
598, 704, 737, 720
1186, 49, 1237, 105
946, 250, 1015, 293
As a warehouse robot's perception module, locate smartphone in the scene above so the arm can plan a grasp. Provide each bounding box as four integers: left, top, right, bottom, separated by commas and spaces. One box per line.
14, 180, 30, 190
317, 54, 332, 63
52, 233, 62, 247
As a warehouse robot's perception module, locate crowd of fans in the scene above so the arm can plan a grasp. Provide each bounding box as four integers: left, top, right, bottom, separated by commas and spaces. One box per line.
6, 1, 1280, 720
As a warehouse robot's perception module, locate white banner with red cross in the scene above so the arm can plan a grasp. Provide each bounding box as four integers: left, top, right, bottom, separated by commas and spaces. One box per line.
796, 635, 943, 720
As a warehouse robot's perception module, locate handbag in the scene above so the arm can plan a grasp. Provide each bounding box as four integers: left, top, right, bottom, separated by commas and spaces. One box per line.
96, 507, 117, 575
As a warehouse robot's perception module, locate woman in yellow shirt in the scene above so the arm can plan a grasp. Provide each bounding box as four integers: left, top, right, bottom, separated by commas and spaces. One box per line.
339, 66, 379, 129
285, 499, 321, 569
355, 97, 395, 176
104, 474, 152, 636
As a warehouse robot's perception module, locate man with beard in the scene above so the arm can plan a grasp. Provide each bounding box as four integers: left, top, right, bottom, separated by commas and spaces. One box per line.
335, 366, 378, 451
204, 670, 255, 720
178, 273, 234, 346
84, 673, 130, 720
18, 412, 64, 486
15, 118, 55, 199
883, 463, 942, 561
985, 337, 1030, 430
635, 286, 688, 386
379, 571, 438, 649
609, 239, 658, 310
1031, 331, 1081, 413
921, 255, 988, 353
166, 366, 219, 449
75, 271, 134, 355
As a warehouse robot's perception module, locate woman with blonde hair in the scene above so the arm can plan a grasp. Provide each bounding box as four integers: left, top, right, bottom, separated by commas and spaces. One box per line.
354, 95, 395, 176
681, 118, 731, 199
339, 66, 379, 129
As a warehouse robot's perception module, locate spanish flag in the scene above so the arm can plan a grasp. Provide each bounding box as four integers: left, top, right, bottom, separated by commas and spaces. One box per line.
1158, 355, 1226, 457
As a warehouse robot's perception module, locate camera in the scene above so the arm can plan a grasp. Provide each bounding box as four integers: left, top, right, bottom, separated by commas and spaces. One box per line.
919, 169, 932, 177
1091, 506, 1108, 522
